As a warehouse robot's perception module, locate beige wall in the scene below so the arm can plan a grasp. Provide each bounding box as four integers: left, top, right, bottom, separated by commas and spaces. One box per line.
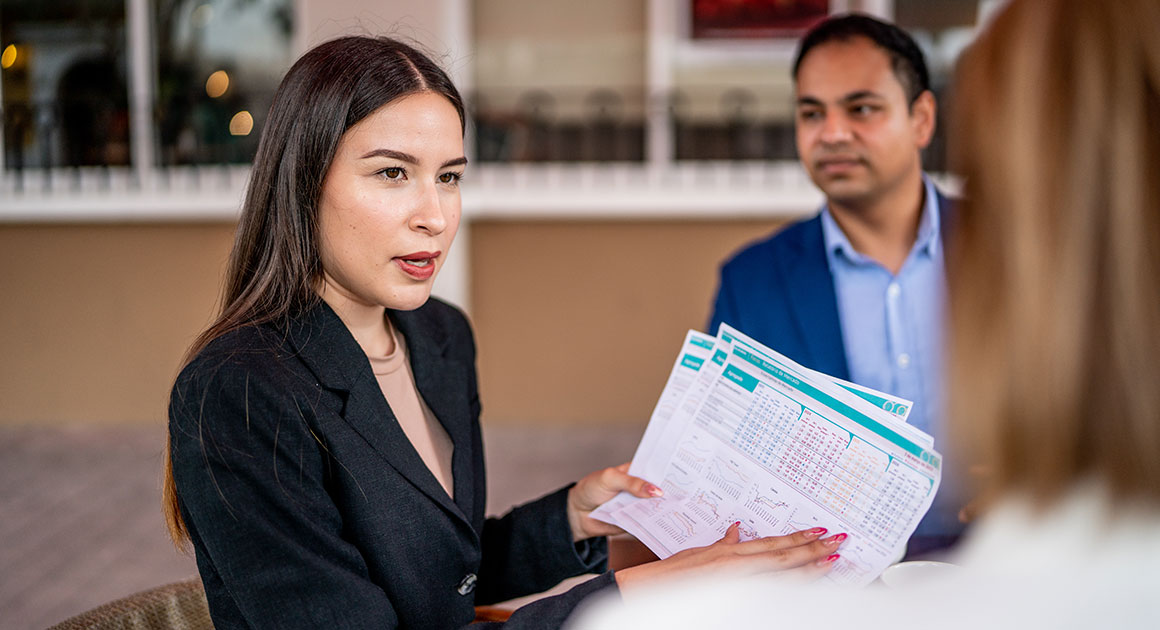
0, 224, 234, 425
0, 219, 786, 426
471, 219, 784, 426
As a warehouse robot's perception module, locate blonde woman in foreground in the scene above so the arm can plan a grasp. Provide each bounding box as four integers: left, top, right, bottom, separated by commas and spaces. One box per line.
571, 0, 1160, 626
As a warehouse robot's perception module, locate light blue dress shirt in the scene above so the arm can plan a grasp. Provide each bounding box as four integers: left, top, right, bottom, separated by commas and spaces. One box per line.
821, 175, 957, 540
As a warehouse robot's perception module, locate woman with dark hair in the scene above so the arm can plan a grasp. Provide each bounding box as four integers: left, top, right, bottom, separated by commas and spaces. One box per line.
164, 36, 842, 630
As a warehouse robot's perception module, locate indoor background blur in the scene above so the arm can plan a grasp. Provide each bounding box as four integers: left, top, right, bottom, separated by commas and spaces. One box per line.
0, 1, 990, 626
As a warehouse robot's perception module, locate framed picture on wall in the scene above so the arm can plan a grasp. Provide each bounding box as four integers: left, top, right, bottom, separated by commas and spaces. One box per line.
690, 0, 849, 40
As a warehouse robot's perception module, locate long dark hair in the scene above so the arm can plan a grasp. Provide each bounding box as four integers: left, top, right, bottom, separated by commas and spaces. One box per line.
164, 36, 465, 544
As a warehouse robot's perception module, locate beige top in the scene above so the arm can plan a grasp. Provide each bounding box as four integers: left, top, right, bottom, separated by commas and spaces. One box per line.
367, 326, 454, 497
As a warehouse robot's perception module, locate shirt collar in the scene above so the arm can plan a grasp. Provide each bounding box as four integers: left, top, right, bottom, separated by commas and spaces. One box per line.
820, 173, 942, 266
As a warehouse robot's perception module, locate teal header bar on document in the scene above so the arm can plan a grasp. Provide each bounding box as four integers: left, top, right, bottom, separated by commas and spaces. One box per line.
732, 346, 930, 460
723, 365, 759, 392
711, 349, 727, 366
681, 354, 705, 370
837, 384, 908, 416
690, 336, 716, 350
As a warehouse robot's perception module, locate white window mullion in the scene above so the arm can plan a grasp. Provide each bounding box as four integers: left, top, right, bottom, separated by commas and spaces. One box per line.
646, 0, 675, 172
125, 0, 155, 186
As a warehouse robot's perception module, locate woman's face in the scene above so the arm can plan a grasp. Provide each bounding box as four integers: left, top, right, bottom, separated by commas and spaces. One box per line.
316, 91, 465, 312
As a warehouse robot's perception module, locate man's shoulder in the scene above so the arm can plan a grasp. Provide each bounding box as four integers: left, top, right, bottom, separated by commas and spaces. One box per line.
722, 213, 825, 272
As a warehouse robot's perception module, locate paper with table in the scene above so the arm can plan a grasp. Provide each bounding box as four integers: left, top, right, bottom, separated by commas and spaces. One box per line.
592, 324, 942, 586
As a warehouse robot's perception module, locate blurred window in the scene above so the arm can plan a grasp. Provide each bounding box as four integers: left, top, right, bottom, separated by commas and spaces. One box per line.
153, 0, 293, 165
471, 0, 647, 163
1, 0, 130, 169
0, 0, 293, 171
672, 0, 982, 165
895, 0, 982, 173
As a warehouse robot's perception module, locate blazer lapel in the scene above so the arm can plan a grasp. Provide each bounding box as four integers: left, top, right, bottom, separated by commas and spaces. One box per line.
391, 308, 476, 523
779, 216, 850, 380
287, 302, 472, 529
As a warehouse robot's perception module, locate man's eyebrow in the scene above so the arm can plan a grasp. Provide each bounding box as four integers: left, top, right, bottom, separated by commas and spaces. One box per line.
838, 90, 885, 104
359, 148, 419, 162
796, 91, 887, 107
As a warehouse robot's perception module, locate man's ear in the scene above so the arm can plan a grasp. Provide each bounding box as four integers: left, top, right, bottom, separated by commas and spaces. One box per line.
911, 90, 937, 149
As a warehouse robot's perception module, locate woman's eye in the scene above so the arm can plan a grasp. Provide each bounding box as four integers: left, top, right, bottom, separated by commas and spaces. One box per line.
438, 172, 461, 185
379, 167, 405, 180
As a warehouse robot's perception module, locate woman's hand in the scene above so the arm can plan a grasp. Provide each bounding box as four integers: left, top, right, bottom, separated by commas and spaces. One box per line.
567, 463, 663, 542
613, 524, 844, 597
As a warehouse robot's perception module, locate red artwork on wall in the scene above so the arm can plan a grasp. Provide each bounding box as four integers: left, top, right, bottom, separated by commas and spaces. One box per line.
692, 0, 831, 39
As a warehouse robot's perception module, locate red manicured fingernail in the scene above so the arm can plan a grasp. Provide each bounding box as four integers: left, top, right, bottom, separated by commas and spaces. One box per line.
646, 484, 664, 497
824, 533, 847, 547
733, 521, 742, 527
825, 554, 841, 563
809, 527, 828, 536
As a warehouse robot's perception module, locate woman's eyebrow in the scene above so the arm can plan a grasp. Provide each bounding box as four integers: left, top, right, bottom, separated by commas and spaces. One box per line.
359, 148, 419, 162
359, 150, 468, 170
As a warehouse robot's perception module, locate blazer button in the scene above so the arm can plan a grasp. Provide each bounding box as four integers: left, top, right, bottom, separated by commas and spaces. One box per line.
457, 573, 477, 596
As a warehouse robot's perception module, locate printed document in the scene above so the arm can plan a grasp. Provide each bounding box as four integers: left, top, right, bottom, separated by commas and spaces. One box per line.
593, 326, 941, 586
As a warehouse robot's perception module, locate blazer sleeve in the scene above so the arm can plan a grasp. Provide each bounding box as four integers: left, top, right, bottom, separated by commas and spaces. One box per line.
476, 485, 610, 605
169, 357, 400, 630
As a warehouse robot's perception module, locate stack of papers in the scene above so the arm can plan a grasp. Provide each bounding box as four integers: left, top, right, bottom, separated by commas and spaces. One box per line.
592, 324, 941, 586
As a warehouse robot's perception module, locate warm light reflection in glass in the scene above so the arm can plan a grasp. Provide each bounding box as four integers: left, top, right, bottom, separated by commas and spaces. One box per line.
206, 70, 229, 98
1, 44, 17, 70
229, 111, 254, 136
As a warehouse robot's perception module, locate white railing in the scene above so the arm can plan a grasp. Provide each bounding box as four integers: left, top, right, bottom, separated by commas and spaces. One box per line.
0, 161, 824, 222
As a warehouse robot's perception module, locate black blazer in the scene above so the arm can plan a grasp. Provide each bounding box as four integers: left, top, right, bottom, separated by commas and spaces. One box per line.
169, 299, 614, 629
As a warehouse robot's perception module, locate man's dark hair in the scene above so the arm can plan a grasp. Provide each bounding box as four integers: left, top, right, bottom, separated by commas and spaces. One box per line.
792, 13, 931, 105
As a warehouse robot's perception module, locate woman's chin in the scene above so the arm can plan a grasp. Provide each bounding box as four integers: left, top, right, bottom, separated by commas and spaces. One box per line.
385, 287, 436, 312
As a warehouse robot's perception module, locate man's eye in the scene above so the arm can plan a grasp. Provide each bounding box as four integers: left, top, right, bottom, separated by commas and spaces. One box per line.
798, 110, 823, 121
850, 105, 875, 116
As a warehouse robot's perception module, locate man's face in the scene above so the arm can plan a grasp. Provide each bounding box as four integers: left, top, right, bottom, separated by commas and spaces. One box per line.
794, 36, 934, 210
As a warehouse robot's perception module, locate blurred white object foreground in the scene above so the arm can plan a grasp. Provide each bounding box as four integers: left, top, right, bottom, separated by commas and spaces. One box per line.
569, 481, 1160, 629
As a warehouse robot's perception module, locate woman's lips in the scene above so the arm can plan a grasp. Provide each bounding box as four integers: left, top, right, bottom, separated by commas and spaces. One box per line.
394, 251, 440, 280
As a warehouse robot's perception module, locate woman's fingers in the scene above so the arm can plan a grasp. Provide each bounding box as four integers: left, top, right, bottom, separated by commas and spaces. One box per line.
591, 464, 662, 503
732, 526, 830, 554
734, 532, 846, 573
615, 526, 847, 596
771, 551, 842, 584
718, 521, 742, 545
567, 463, 663, 541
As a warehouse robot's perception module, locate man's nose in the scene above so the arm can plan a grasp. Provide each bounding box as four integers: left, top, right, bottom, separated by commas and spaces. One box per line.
819, 113, 853, 144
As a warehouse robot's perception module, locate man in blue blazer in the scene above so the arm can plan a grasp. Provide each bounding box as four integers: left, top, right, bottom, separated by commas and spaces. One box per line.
709, 15, 963, 558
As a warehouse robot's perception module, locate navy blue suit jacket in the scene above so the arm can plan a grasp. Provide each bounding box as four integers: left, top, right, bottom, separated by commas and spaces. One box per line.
170, 299, 613, 630
709, 191, 954, 380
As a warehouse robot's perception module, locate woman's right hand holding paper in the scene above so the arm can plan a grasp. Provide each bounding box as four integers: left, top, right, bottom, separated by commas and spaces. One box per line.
613, 524, 845, 597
